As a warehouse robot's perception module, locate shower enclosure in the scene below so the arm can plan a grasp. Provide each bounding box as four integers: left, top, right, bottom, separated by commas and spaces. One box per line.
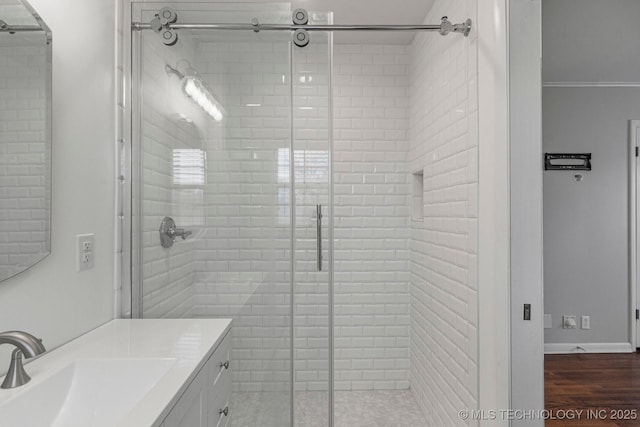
124, 3, 471, 426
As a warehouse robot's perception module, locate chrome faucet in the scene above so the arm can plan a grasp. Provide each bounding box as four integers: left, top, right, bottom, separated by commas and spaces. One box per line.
0, 331, 46, 389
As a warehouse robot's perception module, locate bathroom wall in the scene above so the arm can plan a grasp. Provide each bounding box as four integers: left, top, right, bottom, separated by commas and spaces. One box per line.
333, 44, 411, 391
192, 35, 293, 394
137, 30, 204, 318
188, 39, 412, 394
0, 36, 48, 279
0, 0, 115, 367
409, 0, 479, 423
291, 39, 332, 395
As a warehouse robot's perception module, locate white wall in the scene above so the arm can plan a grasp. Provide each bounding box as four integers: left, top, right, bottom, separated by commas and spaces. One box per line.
137, 30, 202, 319
0, 0, 115, 367
333, 44, 411, 391
187, 39, 412, 393
409, 0, 479, 423
192, 36, 294, 394
477, 0, 512, 423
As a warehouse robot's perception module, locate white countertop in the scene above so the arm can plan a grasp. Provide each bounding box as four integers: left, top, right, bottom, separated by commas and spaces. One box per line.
0, 318, 232, 427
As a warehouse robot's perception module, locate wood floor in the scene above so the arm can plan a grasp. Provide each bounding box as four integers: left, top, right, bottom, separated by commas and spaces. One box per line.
545, 353, 640, 426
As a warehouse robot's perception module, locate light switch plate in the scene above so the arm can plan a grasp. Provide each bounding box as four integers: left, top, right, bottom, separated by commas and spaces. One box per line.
581, 315, 590, 329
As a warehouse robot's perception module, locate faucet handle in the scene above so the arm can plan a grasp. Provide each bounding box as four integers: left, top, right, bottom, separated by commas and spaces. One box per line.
159, 217, 193, 247
1, 349, 31, 389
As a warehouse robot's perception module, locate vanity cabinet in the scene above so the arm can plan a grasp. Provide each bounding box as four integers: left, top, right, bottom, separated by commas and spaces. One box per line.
160, 331, 231, 427
163, 370, 208, 427
207, 330, 232, 427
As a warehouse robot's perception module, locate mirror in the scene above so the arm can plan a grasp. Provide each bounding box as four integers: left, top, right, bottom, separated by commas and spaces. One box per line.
0, 0, 51, 281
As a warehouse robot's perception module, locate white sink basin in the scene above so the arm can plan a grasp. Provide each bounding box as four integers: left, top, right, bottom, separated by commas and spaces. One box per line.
0, 358, 176, 427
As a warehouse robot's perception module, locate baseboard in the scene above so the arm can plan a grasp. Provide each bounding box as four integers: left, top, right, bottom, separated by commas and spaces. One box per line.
544, 342, 634, 354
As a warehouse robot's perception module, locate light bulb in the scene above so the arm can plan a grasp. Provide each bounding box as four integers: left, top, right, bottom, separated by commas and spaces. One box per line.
181, 74, 223, 121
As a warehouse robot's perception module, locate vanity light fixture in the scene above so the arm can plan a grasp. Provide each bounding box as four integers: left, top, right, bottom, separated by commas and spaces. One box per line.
166, 64, 223, 121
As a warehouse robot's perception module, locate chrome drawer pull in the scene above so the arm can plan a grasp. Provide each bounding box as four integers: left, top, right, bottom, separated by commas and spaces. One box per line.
220, 360, 230, 370
219, 406, 229, 417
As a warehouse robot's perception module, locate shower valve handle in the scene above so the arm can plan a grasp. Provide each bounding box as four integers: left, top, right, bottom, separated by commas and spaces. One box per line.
167, 227, 192, 240
159, 217, 192, 248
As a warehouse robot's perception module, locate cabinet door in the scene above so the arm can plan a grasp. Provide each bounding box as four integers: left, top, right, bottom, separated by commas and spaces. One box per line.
164, 370, 208, 427
208, 333, 232, 427
208, 391, 231, 427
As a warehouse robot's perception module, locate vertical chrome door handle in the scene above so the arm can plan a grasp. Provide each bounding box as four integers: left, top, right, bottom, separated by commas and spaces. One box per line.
317, 204, 322, 271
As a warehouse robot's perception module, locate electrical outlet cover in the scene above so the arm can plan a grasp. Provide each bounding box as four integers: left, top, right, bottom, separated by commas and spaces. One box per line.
76, 234, 95, 272
563, 315, 577, 329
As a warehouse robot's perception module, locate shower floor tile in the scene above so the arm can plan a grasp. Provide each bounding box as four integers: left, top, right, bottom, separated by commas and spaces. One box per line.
231, 390, 428, 427
334, 390, 427, 427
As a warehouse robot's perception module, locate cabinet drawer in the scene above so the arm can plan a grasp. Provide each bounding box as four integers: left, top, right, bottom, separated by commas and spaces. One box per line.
208, 331, 231, 390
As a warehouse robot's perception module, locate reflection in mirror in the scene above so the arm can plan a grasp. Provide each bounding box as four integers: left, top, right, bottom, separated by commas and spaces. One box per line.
0, 0, 51, 281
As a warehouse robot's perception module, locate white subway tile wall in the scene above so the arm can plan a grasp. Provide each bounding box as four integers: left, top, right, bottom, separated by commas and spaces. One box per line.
333, 44, 411, 392
193, 36, 293, 396
0, 38, 49, 279
409, 0, 479, 424
291, 40, 331, 395
187, 40, 413, 394
139, 33, 204, 318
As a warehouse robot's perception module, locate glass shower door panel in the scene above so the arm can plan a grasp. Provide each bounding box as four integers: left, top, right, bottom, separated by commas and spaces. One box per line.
292, 20, 333, 427
131, 4, 293, 426
133, 19, 206, 320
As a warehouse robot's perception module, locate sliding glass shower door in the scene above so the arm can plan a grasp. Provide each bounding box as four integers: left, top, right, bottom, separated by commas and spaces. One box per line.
290, 25, 333, 427
130, 3, 332, 426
